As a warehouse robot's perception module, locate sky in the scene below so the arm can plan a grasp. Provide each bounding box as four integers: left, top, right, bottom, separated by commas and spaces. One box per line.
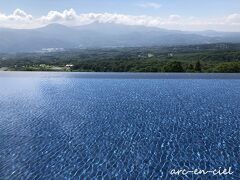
0, 0, 239, 31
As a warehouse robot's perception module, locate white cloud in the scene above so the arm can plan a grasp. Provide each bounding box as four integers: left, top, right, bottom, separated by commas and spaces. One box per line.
40, 8, 77, 22
0, 9, 33, 21
0, 8, 240, 31
226, 13, 240, 24
169, 15, 181, 22
12, 9, 33, 20
0, 9, 33, 28
138, 2, 162, 9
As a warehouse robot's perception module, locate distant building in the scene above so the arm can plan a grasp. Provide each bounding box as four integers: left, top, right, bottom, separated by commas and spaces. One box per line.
148, 53, 154, 58
168, 53, 174, 57
65, 64, 74, 68
41, 48, 65, 53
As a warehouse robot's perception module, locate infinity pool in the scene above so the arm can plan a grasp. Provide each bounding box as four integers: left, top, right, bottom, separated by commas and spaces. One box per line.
0, 73, 239, 179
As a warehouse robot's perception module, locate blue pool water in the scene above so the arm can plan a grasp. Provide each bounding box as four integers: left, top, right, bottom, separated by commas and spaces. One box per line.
0, 73, 239, 179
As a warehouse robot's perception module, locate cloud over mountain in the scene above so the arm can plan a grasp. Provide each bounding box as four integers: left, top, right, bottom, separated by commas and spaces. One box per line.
0, 8, 239, 31
40, 8, 77, 22
0, 9, 32, 21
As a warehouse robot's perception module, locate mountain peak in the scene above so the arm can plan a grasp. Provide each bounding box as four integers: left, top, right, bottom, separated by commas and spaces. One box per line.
38, 23, 70, 30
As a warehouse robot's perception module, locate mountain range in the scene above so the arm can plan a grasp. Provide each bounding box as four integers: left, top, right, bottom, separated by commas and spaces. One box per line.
1, 23, 240, 53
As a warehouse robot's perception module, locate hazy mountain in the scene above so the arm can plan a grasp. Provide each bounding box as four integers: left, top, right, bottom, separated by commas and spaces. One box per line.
0, 23, 240, 53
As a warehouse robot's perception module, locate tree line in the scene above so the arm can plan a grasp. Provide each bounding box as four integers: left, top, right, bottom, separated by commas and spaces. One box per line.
1, 45, 240, 73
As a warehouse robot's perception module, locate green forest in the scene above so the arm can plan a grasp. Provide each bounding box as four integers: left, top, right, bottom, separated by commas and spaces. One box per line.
1, 43, 240, 73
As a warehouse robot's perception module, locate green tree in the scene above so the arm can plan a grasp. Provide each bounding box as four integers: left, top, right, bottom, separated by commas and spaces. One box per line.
163, 61, 184, 72
195, 61, 202, 72
214, 62, 240, 73
187, 64, 194, 72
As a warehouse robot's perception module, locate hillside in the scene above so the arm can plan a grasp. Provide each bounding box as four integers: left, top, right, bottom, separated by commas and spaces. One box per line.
1, 23, 240, 53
